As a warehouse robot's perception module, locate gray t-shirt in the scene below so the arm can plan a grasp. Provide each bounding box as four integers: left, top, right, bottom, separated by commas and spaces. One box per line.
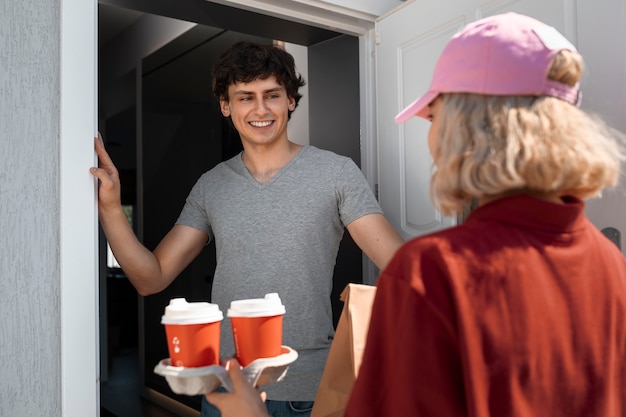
176, 145, 382, 400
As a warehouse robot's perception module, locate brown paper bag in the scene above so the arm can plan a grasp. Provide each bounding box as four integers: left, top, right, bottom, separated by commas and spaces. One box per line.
311, 283, 377, 417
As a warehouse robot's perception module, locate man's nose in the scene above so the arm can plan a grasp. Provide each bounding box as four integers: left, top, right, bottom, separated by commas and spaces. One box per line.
253, 97, 269, 113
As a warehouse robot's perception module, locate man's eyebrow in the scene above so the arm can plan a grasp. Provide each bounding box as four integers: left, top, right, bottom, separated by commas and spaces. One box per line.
232, 87, 284, 96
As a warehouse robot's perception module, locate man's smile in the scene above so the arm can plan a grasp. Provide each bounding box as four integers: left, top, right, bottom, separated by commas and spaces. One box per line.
249, 120, 273, 127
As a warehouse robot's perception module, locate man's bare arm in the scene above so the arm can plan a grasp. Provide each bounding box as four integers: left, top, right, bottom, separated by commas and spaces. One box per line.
91, 134, 207, 295
346, 213, 405, 272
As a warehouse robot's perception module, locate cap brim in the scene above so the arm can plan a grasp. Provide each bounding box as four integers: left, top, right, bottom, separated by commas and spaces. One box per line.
394, 91, 439, 123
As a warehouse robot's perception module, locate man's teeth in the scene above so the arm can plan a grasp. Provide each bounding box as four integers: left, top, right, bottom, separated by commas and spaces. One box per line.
250, 121, 272, 127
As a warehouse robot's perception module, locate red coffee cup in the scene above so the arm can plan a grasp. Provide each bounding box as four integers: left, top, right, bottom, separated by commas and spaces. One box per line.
227, 293, 286, 366
161, 298, 223, 368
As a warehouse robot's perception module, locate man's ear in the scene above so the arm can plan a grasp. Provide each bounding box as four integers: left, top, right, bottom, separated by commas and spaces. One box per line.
288, 97, 296, 111
220, 99, 231, 117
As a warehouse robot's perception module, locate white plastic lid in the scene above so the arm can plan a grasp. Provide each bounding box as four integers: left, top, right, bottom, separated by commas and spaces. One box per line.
227, 293, 286, 318
161, 298, 224, 325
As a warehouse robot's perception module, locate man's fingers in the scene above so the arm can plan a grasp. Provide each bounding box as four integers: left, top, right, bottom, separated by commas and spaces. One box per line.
89, 166, 109, 183
93, 135, 117, 171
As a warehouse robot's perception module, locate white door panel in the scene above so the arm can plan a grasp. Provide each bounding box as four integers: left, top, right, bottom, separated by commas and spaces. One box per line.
376, 0, 465, 241
376, 0, 580, 241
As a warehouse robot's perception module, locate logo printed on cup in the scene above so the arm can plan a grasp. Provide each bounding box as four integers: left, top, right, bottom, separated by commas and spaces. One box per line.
227, 293, 286, 366
161, 298, 223, 368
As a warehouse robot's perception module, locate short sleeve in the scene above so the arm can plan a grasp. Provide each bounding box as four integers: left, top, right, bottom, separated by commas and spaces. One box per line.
175, 175, 213, 240
335, 158, 383, 226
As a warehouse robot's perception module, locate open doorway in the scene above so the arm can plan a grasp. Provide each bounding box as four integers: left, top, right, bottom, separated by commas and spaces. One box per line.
98, 1, 363, 415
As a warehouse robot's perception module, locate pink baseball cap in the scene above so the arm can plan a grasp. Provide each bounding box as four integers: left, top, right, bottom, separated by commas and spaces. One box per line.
395, 13, 581, 123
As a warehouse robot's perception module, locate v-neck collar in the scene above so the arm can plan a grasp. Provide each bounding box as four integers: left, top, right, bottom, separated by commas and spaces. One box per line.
237, 145, 308, 188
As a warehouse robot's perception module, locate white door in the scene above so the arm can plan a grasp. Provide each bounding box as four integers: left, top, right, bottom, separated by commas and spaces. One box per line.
375, 0, 626, 253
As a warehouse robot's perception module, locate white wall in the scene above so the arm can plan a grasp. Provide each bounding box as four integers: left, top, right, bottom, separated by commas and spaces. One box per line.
285, 42, 310, 145
313, 0, 404, 16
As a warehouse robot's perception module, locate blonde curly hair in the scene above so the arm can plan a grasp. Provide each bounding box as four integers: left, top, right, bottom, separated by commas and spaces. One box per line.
430, 50, 626, 216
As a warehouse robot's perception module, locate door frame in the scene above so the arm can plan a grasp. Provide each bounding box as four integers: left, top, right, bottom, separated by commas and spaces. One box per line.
61, 0, 99, 416
72, 1, 401, 415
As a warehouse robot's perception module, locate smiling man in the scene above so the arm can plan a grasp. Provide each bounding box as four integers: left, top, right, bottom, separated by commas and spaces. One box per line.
91, 41, 404, 417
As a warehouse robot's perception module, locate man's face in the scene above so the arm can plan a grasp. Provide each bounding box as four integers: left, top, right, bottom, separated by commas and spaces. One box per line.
220, 76, 296, 148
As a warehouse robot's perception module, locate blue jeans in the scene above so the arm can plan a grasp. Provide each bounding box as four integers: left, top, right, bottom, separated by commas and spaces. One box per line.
202, 393, 314, 417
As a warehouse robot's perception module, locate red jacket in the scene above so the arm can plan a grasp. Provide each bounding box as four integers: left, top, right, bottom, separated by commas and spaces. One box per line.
346, 195, 626, 417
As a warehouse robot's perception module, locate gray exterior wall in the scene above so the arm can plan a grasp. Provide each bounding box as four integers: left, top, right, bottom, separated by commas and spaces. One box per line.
0, 0, 62, 415
1, 1, 98, 415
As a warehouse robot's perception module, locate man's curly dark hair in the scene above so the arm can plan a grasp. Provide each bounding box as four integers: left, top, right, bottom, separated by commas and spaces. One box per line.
212, 41, 306, 119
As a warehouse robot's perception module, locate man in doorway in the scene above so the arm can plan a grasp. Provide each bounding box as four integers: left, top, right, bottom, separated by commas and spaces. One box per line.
91, 41, 404, 417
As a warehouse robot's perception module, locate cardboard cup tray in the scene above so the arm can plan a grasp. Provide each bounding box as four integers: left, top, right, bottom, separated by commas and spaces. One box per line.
154, 345, 298, 396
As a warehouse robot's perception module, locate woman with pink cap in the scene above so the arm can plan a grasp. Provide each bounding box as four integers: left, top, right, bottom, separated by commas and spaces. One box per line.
206, 12, 626, 417
347, 12, 626, 417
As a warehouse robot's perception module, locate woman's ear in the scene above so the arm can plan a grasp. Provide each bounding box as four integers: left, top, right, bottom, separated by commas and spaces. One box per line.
220, 99, 231, 117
